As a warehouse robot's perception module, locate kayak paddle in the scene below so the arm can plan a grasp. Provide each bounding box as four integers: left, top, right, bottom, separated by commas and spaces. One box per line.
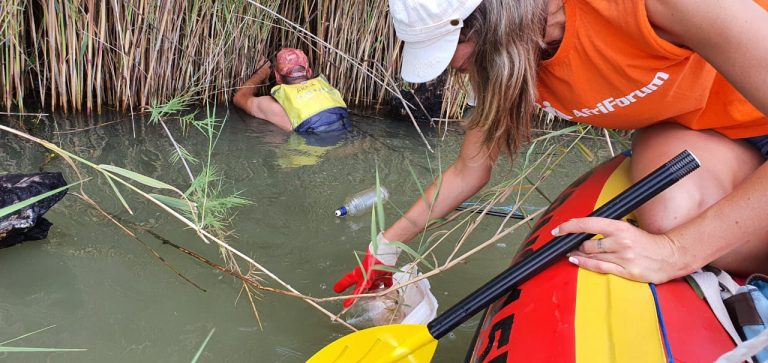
308, 150, 700, 363
455, 201, 541, 219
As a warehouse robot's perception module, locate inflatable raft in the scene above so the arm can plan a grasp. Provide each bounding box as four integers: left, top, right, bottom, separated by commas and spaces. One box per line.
467, 151, 735, 362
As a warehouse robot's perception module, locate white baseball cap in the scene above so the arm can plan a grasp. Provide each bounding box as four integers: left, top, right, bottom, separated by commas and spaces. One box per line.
389, 0, 482, 83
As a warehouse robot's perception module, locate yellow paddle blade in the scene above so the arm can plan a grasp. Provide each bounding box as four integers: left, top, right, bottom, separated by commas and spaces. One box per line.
307, 324, 437, 363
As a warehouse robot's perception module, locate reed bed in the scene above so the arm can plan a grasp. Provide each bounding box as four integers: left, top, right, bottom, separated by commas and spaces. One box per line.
284, 0, 398, 108
1, 0, 468, 119
2, 0, 284, 114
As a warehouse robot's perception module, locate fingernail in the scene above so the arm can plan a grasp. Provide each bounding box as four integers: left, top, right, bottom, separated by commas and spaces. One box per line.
551, 227, 559, 236
568, 256, 579, 265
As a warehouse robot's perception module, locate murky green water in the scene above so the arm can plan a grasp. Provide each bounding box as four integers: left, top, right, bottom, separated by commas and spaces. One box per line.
0, 109, 614, 362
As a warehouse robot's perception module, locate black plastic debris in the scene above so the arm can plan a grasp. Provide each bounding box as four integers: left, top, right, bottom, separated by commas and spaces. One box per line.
388, 73, 448, 125
0, 172, 68, 249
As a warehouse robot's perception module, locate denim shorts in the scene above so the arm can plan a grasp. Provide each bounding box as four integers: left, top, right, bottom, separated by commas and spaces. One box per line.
743, 135, 768, 159
294, 107, 350, 134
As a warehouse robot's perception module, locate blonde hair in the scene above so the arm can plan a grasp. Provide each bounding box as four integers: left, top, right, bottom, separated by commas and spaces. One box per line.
461, 0, 547, 159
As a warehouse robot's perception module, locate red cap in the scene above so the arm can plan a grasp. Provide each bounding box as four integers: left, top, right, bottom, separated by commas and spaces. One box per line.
275, 48, 311, 83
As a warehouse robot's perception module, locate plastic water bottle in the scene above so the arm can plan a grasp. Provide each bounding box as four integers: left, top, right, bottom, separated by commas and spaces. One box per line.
335, 186, 389, 217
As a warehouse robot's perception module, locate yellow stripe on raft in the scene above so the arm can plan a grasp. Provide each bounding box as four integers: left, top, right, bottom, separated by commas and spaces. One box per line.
575, 157, 667, 363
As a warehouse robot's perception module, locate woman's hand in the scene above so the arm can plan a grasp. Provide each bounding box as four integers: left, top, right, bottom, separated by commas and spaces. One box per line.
333, 232, 401, 308
553, 217, 695, 284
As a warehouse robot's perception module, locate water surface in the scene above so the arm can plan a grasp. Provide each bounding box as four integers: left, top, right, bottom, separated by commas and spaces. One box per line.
0, 109, 612, 362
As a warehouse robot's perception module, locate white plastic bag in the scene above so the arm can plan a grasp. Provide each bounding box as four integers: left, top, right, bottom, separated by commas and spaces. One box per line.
345, 263, 438, 328
394, 263, 439, 325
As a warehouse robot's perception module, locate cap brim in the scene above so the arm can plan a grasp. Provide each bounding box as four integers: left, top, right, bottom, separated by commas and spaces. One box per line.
400, 28, 461, 83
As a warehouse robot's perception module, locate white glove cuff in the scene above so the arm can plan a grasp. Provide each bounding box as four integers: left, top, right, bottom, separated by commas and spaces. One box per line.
369, 231, 401, 266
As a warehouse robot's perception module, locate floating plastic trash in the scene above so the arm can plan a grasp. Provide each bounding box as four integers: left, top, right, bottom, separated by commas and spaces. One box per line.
345, 263, 438, 328
0, 172, 68, 248
335, 186, 390, 217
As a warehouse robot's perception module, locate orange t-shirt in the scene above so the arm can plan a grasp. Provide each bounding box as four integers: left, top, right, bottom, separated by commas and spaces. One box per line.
536, 0, 768, 139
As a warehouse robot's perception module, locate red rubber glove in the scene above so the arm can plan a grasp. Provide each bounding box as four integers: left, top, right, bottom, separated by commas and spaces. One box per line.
333, 232, 401, 308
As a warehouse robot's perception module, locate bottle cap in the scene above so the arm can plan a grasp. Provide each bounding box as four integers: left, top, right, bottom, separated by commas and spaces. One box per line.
335, 206, 347, 217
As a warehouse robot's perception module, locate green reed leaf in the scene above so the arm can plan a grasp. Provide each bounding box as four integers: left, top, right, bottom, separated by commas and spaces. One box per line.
103, 172, 133, 215
190, 328, 215, 363
0, 347, 86, 352
388, 241, 434, 270
0, 180, 83, 219
99, 165, 176, 190
149, 194, 196, 213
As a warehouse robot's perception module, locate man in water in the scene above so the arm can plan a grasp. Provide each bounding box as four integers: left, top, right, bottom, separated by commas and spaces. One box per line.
233, 48, 350, 133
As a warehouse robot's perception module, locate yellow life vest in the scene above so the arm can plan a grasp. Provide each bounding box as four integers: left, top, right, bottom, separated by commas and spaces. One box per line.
271, 76, 348, 130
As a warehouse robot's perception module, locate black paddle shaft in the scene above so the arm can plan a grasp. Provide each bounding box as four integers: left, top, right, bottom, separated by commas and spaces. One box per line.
455, 204, 526, 219
427, 150, 700, 340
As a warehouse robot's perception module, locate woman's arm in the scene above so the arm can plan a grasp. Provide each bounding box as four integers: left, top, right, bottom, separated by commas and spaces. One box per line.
332, 126, 498, 306
383, 126, 498, 243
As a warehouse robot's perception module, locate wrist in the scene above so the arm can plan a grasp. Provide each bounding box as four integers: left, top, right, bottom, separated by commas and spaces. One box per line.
368, 231, 400, 266
661, 232, 698, 278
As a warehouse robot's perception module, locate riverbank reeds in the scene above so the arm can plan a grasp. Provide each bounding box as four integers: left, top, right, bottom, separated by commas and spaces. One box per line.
2, 0, 466, 120
263, 0, 397, 105
1, 0, 283, 114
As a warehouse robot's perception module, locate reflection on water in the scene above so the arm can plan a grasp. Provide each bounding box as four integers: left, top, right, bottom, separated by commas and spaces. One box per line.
271, 130, 364, 170
0, 109, 606, 362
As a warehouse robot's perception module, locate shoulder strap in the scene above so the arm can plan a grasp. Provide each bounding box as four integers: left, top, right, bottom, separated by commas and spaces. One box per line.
690, 270, 743, 345
714, 269, 742, 295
